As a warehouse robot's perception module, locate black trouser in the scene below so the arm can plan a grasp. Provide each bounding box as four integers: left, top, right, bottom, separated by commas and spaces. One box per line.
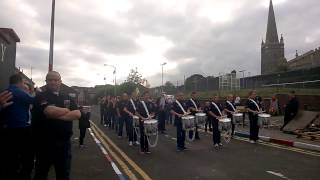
212, 119, 221, 144
34, 139, 71, 180
249, 115, 259, 141
139, 121, 149, 152
104, 111, 110, 126
281, 113, 294, 130
79, 128, 87, 145
109, 113, 116, 129
100, 108, 105, 125
176, 120, 185, 149
228, 115, 235, 135
118, 116, 125, 137
205, 118, 212, 131
0, 127, 34, 180
158, 110, 166, 132
126, 116, 137, 142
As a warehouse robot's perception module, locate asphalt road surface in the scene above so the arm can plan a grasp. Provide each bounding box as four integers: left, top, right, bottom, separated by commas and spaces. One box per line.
72, 106, 320, 180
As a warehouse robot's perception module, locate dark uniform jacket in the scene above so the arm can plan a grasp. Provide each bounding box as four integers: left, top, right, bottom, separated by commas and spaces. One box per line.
246, 99, 260, 119
32, 90, 78, 141
225, 101, 236, 119
186, 98, 200, 116
171, 100, 188, 124
136, 100, 155, 119
209, 102, 223, 121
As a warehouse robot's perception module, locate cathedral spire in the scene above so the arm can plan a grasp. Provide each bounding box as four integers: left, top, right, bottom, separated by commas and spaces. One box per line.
266, 0, 279, 43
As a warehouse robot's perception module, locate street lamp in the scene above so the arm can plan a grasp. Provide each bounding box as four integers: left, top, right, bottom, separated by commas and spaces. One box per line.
104, 64, 117, 96
161, 62, 167, 93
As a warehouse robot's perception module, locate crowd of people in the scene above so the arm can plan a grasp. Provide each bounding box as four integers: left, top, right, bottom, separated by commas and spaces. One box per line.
0, 71, 85, 180
98, 90, 285, 152
0, 71, 300, 180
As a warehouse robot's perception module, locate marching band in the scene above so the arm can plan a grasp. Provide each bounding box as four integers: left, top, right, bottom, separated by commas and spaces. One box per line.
98, 90, 269, 153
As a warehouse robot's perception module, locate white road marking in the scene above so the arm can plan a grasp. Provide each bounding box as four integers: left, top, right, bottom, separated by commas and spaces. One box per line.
266, 171, 290, 179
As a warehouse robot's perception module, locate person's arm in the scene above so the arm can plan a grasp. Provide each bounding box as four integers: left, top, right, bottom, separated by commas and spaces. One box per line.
208, 111, 220, 119
59, 110, 81, 121
0, 90, 13, 109
124, 107, 134, 117
170, 110, 183, 118
44, 105, 70, 119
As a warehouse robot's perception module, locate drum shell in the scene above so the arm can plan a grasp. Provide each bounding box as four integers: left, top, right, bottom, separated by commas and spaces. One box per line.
182, 116, 195, 130
195, 114, 206, 125
218, 118, 232, 131
144, 120, 158, 136
258, 113, 271, 127
232, 113, 243, 123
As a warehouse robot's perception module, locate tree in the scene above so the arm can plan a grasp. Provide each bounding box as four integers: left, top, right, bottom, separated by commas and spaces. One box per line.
163, 81, 176, 94
126, 68, 143, 85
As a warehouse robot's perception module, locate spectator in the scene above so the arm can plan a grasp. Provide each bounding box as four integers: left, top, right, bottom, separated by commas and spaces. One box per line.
280, 91, 299, 131
0, 74, 35, 180
79, 106, 91, 148
269, 95, 279, 116
0, 90, 13, 111
32, 71, 81, 180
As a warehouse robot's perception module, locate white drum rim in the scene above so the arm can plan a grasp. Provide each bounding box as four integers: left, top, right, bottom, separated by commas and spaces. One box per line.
144, 119, 158, 124
258, 113, 271, 118
219, 118, 231, 123
233, 113, 243, 116
195, 113, 206, 116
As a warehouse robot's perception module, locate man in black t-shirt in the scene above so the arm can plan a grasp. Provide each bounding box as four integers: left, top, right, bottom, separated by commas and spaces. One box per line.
186, 91, 201, 140
224, 94, 236, 136
32, 71, 81, 180
171, 92, 189, 151
208, 95, 223, 148
136, 91, 155, 154
246, 90, 260, 143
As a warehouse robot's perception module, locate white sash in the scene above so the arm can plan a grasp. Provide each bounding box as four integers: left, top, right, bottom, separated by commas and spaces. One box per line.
130, 99, 136, 111
141, 101, 150, 117
249, 98, 260, 111
226, 101, 236, 112
211, 102, 222, 116
175, 100, 186, 114
190, 98, 198, 111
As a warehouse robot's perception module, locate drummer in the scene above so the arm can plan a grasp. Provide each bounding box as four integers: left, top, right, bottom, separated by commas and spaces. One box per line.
208, 94, 224, 148
136, 91, 155, 154
204, 102, 212, 132
170, 92, 189, 151
224, 94, 237, 136
186, 91, 201, 140
123, 91, 139, 146
246, 90, 261, 143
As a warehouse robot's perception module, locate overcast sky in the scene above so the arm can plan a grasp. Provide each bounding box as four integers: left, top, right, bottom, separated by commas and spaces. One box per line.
1, 0, 319, 87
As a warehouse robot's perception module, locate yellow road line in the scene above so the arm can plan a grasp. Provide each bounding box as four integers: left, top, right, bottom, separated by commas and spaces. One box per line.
91, 121, 152, 180
90, 125, 138, 180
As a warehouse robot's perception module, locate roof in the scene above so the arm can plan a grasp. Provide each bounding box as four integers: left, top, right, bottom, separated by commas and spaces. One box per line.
0, 28, 20, 43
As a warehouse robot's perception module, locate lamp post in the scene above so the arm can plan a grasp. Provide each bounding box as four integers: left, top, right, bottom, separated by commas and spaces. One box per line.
161, 62, 167, 93
48, 0, 55, 71
104, 64, 117, 96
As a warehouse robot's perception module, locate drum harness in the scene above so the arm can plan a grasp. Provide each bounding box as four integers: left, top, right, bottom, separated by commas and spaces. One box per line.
176, 100, 196, 142
141, 101, 158, 147
130, 99, 140, 139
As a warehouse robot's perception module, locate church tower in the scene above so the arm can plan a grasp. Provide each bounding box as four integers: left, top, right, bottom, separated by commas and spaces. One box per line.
261, 0, 286, 75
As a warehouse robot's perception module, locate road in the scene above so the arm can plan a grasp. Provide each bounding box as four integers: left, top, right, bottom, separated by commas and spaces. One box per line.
84, 106, 320, 180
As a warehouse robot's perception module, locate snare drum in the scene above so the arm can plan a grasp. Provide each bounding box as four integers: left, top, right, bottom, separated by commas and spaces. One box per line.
144, 119, 158, 136
258, 113, 271, 127
232, 113, 243, 124
181, 115, 196, 130
218, 118, 232, 131
132, 115, 140, 127
195, 113, 206, 125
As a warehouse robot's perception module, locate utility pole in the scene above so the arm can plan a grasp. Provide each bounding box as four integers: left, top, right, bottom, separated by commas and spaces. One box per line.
48, 0, 55, 71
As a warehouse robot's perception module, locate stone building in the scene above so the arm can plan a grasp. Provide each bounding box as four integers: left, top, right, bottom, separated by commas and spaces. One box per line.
0, 28, 20, 91
261, 0, 286, 75
288, 48, 320, 70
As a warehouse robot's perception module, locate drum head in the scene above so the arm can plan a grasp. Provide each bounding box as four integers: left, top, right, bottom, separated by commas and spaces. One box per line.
219, 118, 231, 123
182, 115, 195, 120
144, 119, 158, 124
233, 113, 243, 117
133, 115, 139, 120
195, 113, 206, 116
258, 113, 271, 118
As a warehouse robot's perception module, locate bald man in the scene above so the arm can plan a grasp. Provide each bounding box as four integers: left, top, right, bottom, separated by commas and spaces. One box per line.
32, 71, 81, 180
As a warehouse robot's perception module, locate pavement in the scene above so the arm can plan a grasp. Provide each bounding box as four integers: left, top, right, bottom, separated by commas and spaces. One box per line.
74, 106, 320, 180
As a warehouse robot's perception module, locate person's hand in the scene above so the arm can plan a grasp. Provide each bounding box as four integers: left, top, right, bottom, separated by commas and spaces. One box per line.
0, 91, 13, 108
